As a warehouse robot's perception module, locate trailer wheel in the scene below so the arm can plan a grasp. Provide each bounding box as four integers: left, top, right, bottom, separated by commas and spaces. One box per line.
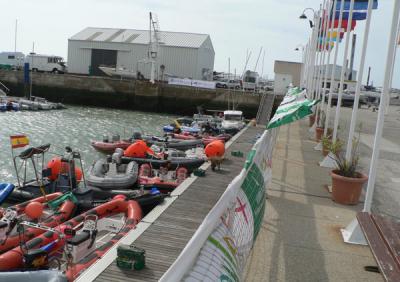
52, 68, 59, 74
32, 68, 38, 72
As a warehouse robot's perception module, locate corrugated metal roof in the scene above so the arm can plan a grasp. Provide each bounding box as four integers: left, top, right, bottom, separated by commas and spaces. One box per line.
70, 27, 210, 48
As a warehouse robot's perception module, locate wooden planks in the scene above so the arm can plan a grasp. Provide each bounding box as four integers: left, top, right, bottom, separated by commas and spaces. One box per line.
357, 212, 400, 282
95, 126, 265, 281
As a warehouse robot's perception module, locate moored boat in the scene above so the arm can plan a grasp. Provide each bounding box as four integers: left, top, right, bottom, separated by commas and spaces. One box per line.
86, 149, 139, 189
0, 196, 142, 282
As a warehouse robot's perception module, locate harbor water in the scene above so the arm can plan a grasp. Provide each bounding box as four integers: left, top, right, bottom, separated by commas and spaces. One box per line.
0, 106, 177, 184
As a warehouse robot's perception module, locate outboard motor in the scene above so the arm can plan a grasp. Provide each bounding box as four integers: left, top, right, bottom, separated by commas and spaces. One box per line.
66, 215, 98, 263
0, 208, 18, 242
132, 132, 142, 140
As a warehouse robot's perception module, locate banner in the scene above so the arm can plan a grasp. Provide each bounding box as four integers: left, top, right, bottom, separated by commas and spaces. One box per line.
168, 77, 216, 89
160, 128, 279, 282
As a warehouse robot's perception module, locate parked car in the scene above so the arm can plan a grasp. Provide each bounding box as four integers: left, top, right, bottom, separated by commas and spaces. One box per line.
216, 79, 241, 89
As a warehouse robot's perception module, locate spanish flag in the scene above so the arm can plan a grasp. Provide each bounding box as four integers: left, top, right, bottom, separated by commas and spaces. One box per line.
10, 135, 29, 149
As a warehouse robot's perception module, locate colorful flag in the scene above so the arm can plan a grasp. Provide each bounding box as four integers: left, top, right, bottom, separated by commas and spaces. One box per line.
336, 0, 378, 11
10, 135, 29, 149
335, 11, 367, 20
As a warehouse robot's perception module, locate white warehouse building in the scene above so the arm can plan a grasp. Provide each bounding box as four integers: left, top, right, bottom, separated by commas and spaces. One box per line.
67, 27, 215, 80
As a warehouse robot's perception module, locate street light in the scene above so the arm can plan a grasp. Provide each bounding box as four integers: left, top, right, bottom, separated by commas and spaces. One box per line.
299, 7, 316, 28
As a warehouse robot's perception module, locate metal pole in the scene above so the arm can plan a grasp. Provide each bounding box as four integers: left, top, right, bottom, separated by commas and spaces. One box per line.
386, 15, 400, 114
316, 0, 332, 113
311, 4, 324, 100
321, 0, 337, 128
314, 0, 331, 127
364, 0, 400, 213
332, 0, 355, 143
14, 19, 17, 54
307, 13, 319, 98
323, 0, 345, 137
345, 0, 374, 161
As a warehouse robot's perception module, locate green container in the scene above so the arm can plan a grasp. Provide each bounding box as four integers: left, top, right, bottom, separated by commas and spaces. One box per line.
193, 168, 206, 177
117, 244, 145, 270
231, 150, 244, 157
116, 258, 134, 270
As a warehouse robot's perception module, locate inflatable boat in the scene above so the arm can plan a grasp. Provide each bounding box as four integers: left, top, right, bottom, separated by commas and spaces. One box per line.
91, 139, 131, 154
0, 183, 15, 204
86, 149, 138, 189
0, 196, 142, 282
92, 135, 203, 154
121, 156, 205, 173
0, 192, 76, 255
138, 164, 188, 193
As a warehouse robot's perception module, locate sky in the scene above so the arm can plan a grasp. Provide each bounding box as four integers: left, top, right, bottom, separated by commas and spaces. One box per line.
0, 0, 399, 88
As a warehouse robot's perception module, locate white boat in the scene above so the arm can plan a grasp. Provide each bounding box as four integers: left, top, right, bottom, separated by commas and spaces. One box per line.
99, 66, 137, 79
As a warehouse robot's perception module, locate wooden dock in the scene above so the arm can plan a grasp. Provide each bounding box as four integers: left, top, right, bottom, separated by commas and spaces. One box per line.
95, 126, 265, 282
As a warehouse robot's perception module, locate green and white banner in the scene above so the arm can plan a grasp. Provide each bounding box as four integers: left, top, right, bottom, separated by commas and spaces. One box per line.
160, 128, 279, 282
267, 87, 319, 129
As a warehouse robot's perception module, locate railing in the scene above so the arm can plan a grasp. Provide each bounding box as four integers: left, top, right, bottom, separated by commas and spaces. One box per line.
0, 81, 10, 95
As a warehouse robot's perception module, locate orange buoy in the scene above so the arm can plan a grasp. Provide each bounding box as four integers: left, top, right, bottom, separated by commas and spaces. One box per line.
205, 140, 225, 159
25, 202, 43, 219
47, 157, 83, 181
75, 167, 83, 182
47, 157, 62, 181
124, 141, 148, 158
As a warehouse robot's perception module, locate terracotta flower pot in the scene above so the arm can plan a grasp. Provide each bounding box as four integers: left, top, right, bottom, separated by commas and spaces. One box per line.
322, 146, 330, 156
309, 115, 316, 127
315, 127, 324, 142
331, 170, 368, 205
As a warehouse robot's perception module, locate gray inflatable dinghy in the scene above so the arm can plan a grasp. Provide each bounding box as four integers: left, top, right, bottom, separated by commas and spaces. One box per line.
87, 148, 138, 189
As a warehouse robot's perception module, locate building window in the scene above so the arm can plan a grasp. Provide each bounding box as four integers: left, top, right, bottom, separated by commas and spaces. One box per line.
8, 55, 15, 59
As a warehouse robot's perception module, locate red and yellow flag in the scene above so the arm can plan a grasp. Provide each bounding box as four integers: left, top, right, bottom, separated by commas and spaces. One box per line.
10, 135, 29, 149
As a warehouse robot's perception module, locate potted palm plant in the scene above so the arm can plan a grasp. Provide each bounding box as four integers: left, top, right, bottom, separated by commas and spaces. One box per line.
315, 111, 325, 142
321, 137, 342, 157
330, 136, 368, 205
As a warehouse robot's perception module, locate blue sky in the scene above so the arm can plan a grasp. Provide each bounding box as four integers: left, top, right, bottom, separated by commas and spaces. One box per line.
0, 0, 398, 87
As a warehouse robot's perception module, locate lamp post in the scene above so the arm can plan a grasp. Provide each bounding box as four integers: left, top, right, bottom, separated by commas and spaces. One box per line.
300, 8, 316, 28
295, 44, 306, 88
300, 7, 319, 98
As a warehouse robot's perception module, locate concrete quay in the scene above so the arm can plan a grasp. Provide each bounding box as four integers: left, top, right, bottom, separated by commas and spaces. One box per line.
244, 117, 384, 282
0, 70, 281, 117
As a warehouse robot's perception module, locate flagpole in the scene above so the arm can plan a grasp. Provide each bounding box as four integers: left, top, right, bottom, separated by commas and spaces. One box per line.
323, 0, 345, 138
316, 0, 333, 110
341, 0, 379, 245
310, 4, 324, 100
331, 0, 355, 144
320, 0, 337, 133
314, 0, 335, 151
364, 0, 400, 213
344, 0, 374, 161
386, 15, 400, 114
313, 1, 329, 127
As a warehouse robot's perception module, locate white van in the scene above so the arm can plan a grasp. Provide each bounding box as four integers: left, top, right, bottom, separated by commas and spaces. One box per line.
0, 52, 25, 70
25, 53, 66, 73
242, 70, 259, 91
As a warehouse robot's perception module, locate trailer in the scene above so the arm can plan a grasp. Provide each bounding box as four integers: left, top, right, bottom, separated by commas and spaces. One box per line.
0, 52, 25, 70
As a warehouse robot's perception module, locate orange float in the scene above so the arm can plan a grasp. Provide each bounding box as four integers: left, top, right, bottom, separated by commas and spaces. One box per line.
205, 140, 225, 159
25, 201, 44, 219
46, 157, 83, 182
